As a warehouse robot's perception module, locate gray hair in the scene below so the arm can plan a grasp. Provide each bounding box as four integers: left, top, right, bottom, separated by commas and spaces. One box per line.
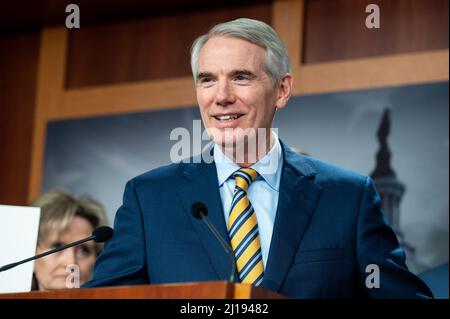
190, 18, 291, 86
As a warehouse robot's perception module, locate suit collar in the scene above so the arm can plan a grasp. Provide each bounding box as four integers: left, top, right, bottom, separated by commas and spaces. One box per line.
279, 139, 316, 179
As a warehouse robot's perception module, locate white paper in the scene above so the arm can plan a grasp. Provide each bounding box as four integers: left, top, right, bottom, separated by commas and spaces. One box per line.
0, 205, 40, 293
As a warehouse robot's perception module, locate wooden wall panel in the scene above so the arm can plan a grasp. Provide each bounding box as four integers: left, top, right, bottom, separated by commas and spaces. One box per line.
0, 32, 40, 205
0, 0, 269, 33
303, 0, 449, 63
0, 0, 446, 204
66, 2, 272, 88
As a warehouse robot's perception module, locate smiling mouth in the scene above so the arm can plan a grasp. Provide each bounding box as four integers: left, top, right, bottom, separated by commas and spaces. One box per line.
213, 114, 244, 121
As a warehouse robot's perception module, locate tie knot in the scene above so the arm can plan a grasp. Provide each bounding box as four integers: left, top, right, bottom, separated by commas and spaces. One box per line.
233, 168, 258, 192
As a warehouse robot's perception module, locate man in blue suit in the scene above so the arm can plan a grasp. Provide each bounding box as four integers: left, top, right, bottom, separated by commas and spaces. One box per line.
84, 18, 432, 298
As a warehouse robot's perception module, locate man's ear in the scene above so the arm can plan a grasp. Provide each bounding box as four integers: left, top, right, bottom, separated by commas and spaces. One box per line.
275, 74, 293, 109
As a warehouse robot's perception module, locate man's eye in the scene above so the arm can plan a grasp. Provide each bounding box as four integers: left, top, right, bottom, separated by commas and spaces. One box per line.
235, 75, 249, 81
199, 78, 215, 87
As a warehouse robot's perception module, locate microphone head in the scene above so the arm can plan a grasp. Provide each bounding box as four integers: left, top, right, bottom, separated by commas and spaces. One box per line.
191, 202, 208, 219
92, 226, 114, 243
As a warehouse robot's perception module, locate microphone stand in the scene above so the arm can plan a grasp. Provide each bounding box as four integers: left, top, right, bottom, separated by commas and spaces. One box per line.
198, 210, 237, 283
0, 235, 95, 272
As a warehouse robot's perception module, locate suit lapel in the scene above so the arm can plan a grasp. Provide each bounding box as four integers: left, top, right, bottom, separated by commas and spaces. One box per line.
178, 157, 233, 281
260, 143, 323, 292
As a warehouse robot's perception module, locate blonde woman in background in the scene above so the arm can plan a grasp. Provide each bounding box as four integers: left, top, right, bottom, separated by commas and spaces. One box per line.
30, 191, 108, 290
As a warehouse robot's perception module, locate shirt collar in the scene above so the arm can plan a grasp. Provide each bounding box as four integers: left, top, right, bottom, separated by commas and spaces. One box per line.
213, 131, 283, 191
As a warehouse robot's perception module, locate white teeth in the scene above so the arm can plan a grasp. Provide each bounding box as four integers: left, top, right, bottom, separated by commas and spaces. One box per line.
216, 114, 239, 121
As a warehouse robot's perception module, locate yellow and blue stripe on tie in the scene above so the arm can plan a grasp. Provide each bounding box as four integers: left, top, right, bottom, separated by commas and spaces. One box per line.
228, 168, 264, 286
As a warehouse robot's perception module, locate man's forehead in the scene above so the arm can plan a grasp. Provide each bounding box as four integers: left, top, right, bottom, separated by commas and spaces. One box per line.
200, 35, 265, 54
197, 37, 266, 73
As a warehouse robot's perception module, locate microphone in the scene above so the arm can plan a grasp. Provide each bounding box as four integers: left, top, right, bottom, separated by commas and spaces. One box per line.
0, 226, 113, 273
191, 202, 236, 283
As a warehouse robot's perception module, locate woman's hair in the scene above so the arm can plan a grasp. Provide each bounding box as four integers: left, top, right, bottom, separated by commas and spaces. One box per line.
31, 190, 108, 254
190, 18, 291, 86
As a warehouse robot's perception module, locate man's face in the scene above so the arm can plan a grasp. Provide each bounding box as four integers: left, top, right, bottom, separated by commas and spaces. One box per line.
195, 36, 290, 147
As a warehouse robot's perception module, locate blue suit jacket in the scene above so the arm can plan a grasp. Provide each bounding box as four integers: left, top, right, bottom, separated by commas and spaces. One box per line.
84, 141, 432, 298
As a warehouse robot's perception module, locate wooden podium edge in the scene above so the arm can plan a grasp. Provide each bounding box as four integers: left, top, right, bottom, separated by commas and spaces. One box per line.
0, 281, 285, 299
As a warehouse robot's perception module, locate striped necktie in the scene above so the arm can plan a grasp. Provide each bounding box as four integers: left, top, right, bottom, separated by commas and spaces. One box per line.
228, 168, 264, 286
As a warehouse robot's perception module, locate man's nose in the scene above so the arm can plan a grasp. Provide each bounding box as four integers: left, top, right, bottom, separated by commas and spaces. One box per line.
215, 80, 236, 107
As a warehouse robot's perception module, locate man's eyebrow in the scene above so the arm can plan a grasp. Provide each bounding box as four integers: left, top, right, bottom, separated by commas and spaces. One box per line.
196, 70, 257, 81
197, 72, 214, 80
230, 69, 257, 78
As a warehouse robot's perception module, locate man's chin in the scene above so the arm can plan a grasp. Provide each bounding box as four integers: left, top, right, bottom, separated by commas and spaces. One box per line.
211, 134, 246, 149
207, 127, 258, 145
